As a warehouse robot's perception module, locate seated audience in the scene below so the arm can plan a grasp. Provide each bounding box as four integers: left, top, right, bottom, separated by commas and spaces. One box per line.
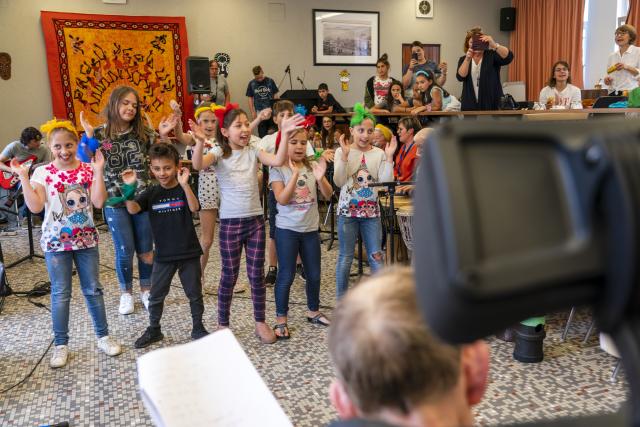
312, 83, 344, 114
365, 54, 402, 109
603, 24, 640, 95
402, 40, 448, 99
411, 70, 454, 113
370, 82, 409, 114
394, 117, 422, 182
539, 61, 582, 109
397, 127, 433, 195
327, 267, 489, 427
320, 116, 339, 150
372, 124, 392, 150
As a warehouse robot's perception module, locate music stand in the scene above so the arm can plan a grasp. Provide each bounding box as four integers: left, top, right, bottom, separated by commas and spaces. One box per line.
5, 208, 44, 269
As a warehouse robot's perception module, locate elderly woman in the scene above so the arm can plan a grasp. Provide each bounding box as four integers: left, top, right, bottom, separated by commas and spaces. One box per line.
603, 24, 640, 95
456, 27, 513, 111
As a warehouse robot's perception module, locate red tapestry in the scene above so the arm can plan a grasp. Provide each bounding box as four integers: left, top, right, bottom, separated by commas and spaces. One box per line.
40, 11, 194, 130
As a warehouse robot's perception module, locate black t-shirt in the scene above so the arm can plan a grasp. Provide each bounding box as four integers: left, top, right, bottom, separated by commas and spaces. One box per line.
135, 184, 202, 262
315, 93, 345, 113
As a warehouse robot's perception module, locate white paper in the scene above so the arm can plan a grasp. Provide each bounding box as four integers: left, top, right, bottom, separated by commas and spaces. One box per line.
137, 329, 293, 427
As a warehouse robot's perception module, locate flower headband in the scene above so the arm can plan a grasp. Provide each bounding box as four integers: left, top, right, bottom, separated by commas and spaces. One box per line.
213, 103, 240, 129
350, 103, 376, 127
194, 103, 225, 119
40, 118, 78, 138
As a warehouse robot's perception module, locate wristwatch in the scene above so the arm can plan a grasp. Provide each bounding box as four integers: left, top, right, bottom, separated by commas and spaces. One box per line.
493, 43, 501, 51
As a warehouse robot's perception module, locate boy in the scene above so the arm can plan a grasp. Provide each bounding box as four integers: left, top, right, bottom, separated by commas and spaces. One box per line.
246, 65, 279, 137
124, 143, 208, 348
311, 83, 344, 114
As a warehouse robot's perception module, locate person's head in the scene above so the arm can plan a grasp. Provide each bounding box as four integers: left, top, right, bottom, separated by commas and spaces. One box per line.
252, 65, 264, 81
411, 41, 425, 61
288, 128, 311, 166
615, 24, 637, 47
39, 119, 79, 168
318, 83, 329, 100
413, 127, 433, 147
104, 85, 147, 142
414, 70, 432, 94
20, 127, 43, 149
209, 60, 219, 78
272, 100, 294, 128
376, 54, 390, 78
349, 103, 376, 150
372, 124, 392, 149
397, 116, 422, 145
548, 61, 572, 87
385, 82, 405, 108
148, 142, 180, 188
194, 102, 224, 139
328, 267, 489, 426
464, 27, 484, 52
216, 106, 251, 158
322, 116, 335, 132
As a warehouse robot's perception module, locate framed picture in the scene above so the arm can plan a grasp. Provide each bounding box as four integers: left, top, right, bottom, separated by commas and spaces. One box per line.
313, 9, 380, 66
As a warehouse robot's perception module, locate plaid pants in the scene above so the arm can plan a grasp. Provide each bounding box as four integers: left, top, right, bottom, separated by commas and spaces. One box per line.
217, 215, 266, 325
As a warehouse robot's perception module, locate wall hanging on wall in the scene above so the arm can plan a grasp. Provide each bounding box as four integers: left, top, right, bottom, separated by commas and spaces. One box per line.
339, 69, 351, 91
416, 0, 434, 19
313, 9, 379, 66
214, 52, 231, 77
0, 52, 10, 80
40, 11, 192, 129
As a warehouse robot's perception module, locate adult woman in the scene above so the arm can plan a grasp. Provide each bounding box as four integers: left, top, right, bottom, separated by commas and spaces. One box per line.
539, 61, 582, 109
394, 116, 422, 182
604, 24, 640, 95
456, 27, 513, 111
364, 54, 402, 109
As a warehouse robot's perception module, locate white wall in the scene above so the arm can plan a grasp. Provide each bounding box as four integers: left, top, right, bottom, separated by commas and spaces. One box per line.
584, 0, 617, 88
0, 0, 510, 147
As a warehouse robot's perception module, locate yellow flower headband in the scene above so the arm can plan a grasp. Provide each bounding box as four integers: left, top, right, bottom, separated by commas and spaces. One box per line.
194, 103, 225, 119
40, 118, 78, 138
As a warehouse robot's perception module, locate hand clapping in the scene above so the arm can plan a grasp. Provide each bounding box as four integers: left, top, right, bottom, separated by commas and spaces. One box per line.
90, 148, 105, 172
79, 111, 95, 139
338, 134, 350, 161
312, 156, 328, 181
385, 136, 398, 159
188, 119, 207, 143
177, 167, 191, 186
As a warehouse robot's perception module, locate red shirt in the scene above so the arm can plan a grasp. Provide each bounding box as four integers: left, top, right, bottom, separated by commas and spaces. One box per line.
394, 142, 418, 182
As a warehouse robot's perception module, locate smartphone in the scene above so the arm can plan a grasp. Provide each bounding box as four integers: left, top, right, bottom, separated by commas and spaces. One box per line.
471, 35, 489, 51
411, 52, 419, 61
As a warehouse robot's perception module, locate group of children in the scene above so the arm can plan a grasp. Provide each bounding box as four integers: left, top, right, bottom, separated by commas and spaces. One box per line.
10, 82, 426, 367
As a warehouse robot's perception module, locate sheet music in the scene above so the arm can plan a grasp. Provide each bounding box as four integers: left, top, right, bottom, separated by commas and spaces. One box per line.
137, 329, 293, 427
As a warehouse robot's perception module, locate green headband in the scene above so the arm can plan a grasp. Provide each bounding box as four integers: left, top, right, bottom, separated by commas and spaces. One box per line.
350, 102, 376, 127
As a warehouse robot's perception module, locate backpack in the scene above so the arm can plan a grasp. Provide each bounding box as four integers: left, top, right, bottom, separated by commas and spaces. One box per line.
499, 94, 518, 110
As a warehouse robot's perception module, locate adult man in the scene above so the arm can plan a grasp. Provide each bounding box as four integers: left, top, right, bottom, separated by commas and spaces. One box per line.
195, 60, 230, 107
402, 41, 447, 98
246, 65, 279, 137
0, 127, 49, 178
328, 267, 489, 427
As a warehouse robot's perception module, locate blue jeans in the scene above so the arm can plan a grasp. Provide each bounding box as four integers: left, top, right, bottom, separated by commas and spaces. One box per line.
274, 227, 321, 317
335, 216, 383, 299
45, 247, 109, 345
104, 207, 153, 292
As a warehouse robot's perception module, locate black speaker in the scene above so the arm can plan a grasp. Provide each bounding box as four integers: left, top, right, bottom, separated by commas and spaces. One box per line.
500, 7, 516, 31
186, 56, 211, 94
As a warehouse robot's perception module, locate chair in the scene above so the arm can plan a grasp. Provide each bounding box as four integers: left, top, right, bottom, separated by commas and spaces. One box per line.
502, 81, 526, 102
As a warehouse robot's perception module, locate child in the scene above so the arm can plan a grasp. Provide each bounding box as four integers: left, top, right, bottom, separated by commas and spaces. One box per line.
12, 119, 122, 368
320, 116, 338, 150
122, 143, 208, 347
539, 61, 583, 109
81, 85, 172, 315
333, 103, 396, 298
370, 82, 409, 113
311, 83, 344, 114
411, 70, 453, 112
270, 126, 334, 339
189, 104, 304, 344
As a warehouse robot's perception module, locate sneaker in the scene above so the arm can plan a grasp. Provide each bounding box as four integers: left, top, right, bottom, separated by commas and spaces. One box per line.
140, 290, 150, 311
97, 335, 123, 357
134, 327, 164, 349
265, 266, 277, 286
296, 263, 306, 280
191, 323, 209, 340
234, 283, 247, 294
50, 345, 69, 368
119, 293, 134, 315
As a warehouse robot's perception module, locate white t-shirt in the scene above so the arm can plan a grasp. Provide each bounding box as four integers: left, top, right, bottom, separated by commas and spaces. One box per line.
606, 44, 640, 92
31, 162, 98, 252
539, 84, 583, 109
269, 165, 319, 233
258, 132, 315, 156
373, 77, 393, 106
210, 137, 263, 219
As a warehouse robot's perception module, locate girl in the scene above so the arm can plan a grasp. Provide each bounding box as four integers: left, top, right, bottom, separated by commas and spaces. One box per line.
333, 103, 396, 298
370, 82, 409, 113
364, 54, 402, 109
81, 86, 171, 315
320, 116, 338, 150
270, 127, 334, 339
190, 104, 304, 344
539, 61, 583, 109
12, 119, 122, 368
411, 70, 453, 112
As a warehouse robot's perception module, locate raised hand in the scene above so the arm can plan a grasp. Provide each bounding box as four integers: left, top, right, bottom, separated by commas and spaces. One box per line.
79, 111, 94, 138
10, 158, 30, 179
281, 113, 306, 135
169, 99, 182, 116
177, 167, 191, 186
385, 136, 398, 159
188, 119, 206, 143
321, 149, 335, 163
338, 133, 350, 161
258, 108, 272, 121
288, 158, 300, 175
480, 34, 496, 48
91, 148, 105, 171
312, 156, 327, 181
409, 58, 418, 69
121, 169, 137, 185
439, 61, 448, 75
604, 76, 614, 85
466, 47, 474, 58
159, 114, 179, 138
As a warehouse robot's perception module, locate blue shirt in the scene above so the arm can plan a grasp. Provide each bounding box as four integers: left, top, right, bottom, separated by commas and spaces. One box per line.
246, 77, 279, 111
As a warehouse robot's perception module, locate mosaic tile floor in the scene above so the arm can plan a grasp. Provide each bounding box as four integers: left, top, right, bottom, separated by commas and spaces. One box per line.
0, 221, 628, 426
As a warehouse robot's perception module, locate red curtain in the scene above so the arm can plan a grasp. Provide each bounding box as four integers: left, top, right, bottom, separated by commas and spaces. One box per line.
509, 0, 585, 100
626, 0, 640, 36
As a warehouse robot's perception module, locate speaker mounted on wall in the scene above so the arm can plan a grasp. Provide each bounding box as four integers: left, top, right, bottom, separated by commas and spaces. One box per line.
500, 7, 516, 31
186, 56, 211, 94
416, 0, 434, 19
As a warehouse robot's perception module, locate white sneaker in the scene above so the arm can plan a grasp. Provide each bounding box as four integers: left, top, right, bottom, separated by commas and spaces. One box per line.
50, 345, 69, 368
140, 290, 150, 311
97, 335, 123, 357
119, 293, 134, 315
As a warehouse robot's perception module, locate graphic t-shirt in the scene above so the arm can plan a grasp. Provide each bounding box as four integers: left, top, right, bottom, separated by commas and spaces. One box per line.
245, 77, 279, 112
31, 162, 98, 252
94, 125, 156, 208
373, 77, 393, 106
269, 165, 319, 233
135, 184, 202, 262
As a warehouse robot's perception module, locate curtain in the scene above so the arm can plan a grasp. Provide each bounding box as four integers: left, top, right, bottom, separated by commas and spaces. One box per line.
626, 0, 640, 36
509, 0, 585, 101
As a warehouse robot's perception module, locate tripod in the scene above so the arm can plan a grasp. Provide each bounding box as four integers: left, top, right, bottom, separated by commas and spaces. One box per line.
5, 208, 44, 269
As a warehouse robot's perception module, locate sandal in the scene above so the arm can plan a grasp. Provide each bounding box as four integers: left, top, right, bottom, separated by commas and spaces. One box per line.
307, 313, 330, 327
273, 323, 291, 340
255, 322, 277, 344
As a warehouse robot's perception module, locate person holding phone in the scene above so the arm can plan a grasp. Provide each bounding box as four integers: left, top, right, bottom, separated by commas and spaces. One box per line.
456, 27, 513, 111
402, 41, 447, 99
